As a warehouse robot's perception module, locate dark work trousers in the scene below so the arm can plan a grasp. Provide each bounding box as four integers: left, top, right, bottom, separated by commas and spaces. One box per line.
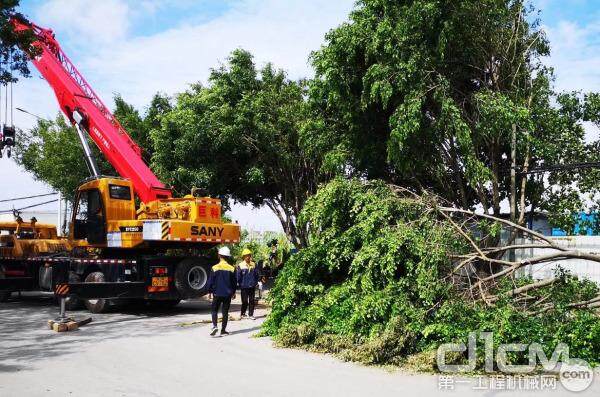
240, 287, 256, 316
211, 296, 232, 331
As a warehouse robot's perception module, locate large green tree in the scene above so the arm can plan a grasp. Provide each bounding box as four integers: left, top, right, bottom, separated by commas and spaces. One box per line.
152, 49, 330, 247
310, 0, 600, 230
0, 1, 38, 83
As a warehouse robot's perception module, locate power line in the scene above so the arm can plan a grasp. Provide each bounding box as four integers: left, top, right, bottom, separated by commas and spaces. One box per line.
0, 199, 59, 214
0, 192, 57, 203
518, 162, 600, 175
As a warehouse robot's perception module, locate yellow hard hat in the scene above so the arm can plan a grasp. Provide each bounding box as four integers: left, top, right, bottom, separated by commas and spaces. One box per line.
241, 248, 252, 257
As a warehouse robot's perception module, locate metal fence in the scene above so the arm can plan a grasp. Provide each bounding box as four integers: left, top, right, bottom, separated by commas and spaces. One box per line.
514, 236, 600, 284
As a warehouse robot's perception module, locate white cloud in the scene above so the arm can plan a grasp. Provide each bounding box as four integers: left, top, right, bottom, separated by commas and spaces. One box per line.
543, 20, 600, 93
7, 0, 353, 231
80, 0, 352, 109
35, 0, 131, 45
542, 19, 600, 142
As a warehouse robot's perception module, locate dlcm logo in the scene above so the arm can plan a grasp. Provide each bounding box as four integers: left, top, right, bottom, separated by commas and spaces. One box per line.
437, 332, 593, 392
559, 360, 594, 392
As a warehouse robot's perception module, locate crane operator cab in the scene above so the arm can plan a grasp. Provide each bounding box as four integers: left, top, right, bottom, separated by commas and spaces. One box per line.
73, 188, 106, 244
71, 177, 135, 247
70, 176, 240, 249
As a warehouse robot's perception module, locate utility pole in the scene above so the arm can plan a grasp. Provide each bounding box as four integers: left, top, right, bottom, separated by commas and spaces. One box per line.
510, 123, 517, 223
56, 192, 62, 236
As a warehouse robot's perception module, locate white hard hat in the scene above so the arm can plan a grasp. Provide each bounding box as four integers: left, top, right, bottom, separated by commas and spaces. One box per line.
218, 246, 231, 257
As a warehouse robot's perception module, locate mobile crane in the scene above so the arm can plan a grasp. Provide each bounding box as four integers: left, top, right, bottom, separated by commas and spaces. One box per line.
0, 17, 240, 312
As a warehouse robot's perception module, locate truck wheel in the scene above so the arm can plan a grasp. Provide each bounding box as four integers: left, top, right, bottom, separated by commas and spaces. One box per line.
83, 271, 110, 313
64, 272, 83, 311
174, 258, 210, 299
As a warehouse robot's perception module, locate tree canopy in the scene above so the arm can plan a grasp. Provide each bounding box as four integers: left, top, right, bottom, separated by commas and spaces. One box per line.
310, 0, 600, 231
0, 1, 37, 84
151, 49, 330, 247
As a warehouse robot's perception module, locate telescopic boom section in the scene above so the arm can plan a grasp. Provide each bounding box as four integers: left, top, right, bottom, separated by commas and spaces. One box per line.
11, 18, 172, 203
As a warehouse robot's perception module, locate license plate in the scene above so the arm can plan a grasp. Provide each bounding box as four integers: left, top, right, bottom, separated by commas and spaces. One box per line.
151, 277, 169, 287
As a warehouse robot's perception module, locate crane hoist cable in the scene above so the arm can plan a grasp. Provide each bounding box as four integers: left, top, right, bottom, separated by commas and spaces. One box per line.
4, 83, 8, 127
10, 78, 13, 126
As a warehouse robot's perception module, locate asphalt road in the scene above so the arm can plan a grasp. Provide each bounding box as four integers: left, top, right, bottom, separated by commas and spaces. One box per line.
0, 293, 598, 397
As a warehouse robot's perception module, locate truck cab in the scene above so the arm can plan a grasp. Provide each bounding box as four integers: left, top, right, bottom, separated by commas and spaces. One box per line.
71, 177, 135, 247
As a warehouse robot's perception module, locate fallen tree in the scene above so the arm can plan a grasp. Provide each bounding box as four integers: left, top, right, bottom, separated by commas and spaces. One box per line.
262, 178, 600, 369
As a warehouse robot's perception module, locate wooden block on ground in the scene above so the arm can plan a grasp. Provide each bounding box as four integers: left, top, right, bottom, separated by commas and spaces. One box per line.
52, 322, 68, 332
48, 318, 87, 332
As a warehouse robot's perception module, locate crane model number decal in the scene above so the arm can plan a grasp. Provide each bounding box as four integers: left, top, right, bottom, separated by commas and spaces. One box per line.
120, 226, 142, 233
191, 226, 224, 237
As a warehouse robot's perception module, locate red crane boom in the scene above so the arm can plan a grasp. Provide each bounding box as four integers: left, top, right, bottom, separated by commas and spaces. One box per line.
12, 18, 172, 203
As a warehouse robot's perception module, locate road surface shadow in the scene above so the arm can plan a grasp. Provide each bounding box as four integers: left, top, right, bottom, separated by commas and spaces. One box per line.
0, 293, 263, 372
228, 325, 262, 335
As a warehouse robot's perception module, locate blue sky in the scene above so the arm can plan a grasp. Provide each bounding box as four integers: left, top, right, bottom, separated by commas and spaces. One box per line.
2, 0, 600, 230
19, 0, 236, 35
538, 0, 599, 26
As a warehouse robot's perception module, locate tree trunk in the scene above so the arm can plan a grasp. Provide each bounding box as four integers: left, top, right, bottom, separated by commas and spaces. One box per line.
265, 200, 306, 250
510, 123, 517, 223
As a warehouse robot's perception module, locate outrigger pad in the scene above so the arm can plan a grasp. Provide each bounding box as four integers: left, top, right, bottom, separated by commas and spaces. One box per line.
47, 317, 92, 333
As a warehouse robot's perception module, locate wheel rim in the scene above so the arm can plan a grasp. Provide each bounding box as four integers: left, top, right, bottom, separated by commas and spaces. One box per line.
187, 265, 207, 290
86, 273, 104, 305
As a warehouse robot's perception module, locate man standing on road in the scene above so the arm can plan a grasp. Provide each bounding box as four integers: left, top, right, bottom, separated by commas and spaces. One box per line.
208, 247, 237, 336
237, 248, 259, 320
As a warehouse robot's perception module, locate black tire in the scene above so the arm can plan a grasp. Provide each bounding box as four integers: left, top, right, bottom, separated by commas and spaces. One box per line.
64, 272, 83, 311
83, 271, 110, 313
174, 258, 211, 299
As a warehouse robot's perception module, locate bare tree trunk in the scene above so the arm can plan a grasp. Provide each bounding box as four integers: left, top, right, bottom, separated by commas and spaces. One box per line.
265, 200, 306, 250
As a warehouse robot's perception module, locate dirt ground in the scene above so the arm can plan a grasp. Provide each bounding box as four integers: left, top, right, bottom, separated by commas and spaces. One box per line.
0, 293, 598, 397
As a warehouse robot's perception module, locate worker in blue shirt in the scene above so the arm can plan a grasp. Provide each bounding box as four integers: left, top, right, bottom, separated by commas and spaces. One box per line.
208, 246, 237, 336
236, 248, 260, 319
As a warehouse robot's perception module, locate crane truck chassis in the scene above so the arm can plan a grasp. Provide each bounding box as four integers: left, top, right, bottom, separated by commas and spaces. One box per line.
0, 18, 241, 312
0, 177, 239, 312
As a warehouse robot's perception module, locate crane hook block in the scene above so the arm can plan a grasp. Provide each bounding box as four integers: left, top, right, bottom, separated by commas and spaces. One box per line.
2, 125, 15, 148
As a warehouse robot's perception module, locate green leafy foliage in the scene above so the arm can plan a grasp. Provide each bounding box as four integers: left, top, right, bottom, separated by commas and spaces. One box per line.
0, 1, 38, 84
262, 179, 600, 368
14, 115, 112, 202
309, 0, 600, 224
151, 49, 332, 247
